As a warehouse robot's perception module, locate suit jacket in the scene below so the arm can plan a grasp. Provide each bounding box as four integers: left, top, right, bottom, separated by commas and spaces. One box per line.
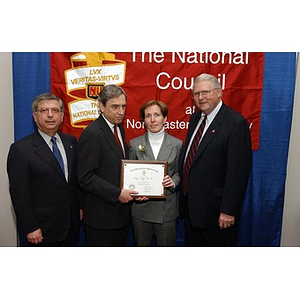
129, 132, 183, 223
179, 103, 252, 228
77, 115, 130, 230
7, 131, 81, 243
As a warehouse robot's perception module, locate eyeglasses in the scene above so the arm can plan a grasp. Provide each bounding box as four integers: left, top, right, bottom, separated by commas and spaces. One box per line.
36, 108, 62, 115
192, 88, 217, 99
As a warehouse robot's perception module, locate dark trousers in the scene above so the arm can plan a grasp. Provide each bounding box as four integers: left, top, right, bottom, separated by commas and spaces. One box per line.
84, 223, 129, 246
132, 217, 177, 246
184, 215, 239, 247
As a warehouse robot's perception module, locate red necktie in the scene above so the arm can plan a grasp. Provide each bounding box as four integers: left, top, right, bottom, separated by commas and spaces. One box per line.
114, 125, 124, 156
182, 115, 206, 196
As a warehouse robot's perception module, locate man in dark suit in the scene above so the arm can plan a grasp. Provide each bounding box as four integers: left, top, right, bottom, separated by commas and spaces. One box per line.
179, 73, 252, 246
7, 93, 81, 246
77, 84, 138, 246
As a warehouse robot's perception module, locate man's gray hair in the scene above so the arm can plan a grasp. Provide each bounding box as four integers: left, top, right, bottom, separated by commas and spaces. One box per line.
32, 93, 64, 113
97, 84, 127, 106
193, 73, 221, 90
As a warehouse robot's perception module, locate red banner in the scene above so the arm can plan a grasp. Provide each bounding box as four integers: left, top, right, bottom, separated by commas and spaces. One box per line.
51, 52, 264, 150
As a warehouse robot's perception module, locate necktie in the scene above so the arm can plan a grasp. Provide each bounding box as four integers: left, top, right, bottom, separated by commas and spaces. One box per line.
51, 136, 65, 174
182, 115, 206, 196
114, 125, 124, 156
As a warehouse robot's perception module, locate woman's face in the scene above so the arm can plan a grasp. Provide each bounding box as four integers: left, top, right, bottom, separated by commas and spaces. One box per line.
144, 104, 167, 133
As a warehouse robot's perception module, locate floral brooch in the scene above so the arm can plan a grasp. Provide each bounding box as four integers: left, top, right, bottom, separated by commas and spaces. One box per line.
138, 144, 147, 154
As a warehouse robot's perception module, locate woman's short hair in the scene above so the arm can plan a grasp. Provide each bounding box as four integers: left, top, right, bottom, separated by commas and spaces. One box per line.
139, 100, 169, 119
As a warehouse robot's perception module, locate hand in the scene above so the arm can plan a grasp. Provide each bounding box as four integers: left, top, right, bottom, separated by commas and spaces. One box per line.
218, 213, 235, 229
135, 196, 149, 201
118, 189, 139, 203
80, 209, 84, 221
27, 228, 43, 244
162, 175, 175, 188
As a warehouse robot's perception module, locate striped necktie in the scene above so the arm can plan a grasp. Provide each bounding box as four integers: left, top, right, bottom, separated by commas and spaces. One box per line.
182, 115, 206, 196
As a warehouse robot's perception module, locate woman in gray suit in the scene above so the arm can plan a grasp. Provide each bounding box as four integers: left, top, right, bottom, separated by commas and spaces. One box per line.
129, 100, 183, 246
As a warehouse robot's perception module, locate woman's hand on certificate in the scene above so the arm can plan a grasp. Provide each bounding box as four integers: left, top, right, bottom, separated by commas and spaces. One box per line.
162, 175, 175, 188
135, 196, 149, 201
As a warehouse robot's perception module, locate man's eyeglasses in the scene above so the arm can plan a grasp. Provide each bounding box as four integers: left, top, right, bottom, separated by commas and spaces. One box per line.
36, 108, 62, 115
192, 88, 217, 99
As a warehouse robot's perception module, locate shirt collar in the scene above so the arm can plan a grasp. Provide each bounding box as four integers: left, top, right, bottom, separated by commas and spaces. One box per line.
38, 129, 61, 146
205, 100, 223, 124
101, 114, 115, 131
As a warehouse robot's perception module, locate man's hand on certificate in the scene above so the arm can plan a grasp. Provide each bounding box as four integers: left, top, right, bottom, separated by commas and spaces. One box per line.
118, 189, 139, 203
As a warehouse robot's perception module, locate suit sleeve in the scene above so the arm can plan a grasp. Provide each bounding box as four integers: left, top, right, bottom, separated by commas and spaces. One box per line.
77, 128, 121, 206
7, 143, 40, 234
128, 140, 138, 160
170, 141, 184, 189
220, 117, 252, 216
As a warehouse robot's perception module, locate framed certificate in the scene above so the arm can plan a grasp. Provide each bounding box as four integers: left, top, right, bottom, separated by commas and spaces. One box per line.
120, 160, 168, 198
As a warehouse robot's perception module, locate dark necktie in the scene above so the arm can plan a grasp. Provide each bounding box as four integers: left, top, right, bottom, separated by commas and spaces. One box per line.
51, 136, 65, 174
114, 125, 124, 156
182, 115, 206, 196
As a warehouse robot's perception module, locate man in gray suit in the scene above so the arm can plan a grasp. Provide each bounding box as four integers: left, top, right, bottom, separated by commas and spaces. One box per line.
129, 100, 183, 246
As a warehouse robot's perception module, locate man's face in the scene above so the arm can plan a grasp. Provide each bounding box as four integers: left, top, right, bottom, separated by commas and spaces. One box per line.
100, 94, 127, 124
33, 99, 63, 136
192, 80, 221, 115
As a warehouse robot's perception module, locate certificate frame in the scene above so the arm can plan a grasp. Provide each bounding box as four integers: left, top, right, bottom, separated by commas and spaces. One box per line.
120, 160, 168, 198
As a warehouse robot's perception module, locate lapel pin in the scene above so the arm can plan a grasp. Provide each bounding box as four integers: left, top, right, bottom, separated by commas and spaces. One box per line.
212, 129, 216, 133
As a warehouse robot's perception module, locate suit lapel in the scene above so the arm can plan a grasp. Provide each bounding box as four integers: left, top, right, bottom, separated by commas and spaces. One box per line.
59, 133, 74, 181
143, 134, 155, 160
183, 111, 201, 159
32, 132, 66, 181
119, 124, 128, 158
98, 115, 126, 159
139, 132, 173, 161
193, 104, 225, 162
157, 132, 173, 161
